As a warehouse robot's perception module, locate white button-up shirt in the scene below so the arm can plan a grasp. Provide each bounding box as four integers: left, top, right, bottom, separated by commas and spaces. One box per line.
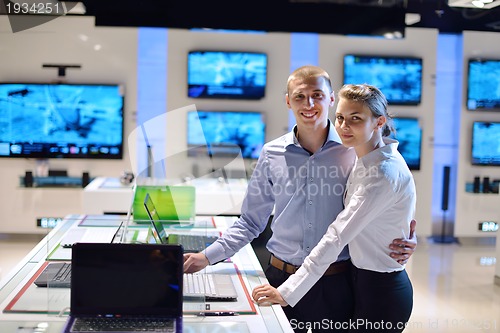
278, 138, 416, 307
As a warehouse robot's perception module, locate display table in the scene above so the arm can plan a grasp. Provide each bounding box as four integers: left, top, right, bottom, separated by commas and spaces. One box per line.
0, 215, 293, 333
83, 177, 248, 216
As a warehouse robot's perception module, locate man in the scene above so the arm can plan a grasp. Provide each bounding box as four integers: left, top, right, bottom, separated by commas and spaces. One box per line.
184, 65, 416, 332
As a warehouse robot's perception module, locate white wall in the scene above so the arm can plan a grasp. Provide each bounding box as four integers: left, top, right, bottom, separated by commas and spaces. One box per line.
318, 28, 438, 236
0, 16, 137, 233
1, 19, 441, 236
454, 31, 500, 237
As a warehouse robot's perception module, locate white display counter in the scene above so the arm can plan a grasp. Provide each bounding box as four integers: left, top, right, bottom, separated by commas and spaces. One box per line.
83, 177, 248, 216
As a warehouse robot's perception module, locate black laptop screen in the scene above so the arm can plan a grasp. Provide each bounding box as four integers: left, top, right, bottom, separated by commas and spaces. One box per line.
70, 243, 183, 317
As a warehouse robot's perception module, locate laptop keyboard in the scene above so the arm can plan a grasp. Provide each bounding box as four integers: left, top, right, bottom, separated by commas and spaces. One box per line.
184, 273, 217, 296
175, 234, 218, 252
53, 262, 71, 283
72, 317, 175, 332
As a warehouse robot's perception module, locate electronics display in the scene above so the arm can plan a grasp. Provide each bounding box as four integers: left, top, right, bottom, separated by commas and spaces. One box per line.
187, 51, 267, 100
467, 59, 500, 111
389, 117, 422, 170
343, 54, 423, 105
187, 110, 265, 159
0, 83, 124, 159
471, 121, 500, 166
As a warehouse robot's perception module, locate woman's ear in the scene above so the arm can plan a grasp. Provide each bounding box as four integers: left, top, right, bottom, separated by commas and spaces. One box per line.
377, 116, 387, 129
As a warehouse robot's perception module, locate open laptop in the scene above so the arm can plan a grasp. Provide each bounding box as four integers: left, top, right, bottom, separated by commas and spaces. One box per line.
143, 192, 218, 253
34, 222, 123, 288
59, 223, 123, 248
61, 243, 183, 333
145, 193, 238, 301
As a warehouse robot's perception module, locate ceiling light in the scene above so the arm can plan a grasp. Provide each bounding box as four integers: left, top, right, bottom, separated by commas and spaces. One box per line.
405, 13, 421, 25
472, 0, 485, 7
449, 0, 500, 9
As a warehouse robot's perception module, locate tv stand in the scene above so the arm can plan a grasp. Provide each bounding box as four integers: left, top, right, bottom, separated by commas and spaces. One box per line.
19, 176, 92, 188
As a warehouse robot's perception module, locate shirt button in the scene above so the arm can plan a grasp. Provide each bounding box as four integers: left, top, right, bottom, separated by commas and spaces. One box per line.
308, 223, 312, 228
306, 247, 310, 251
310, 178, 313, 182
309, 200, 312, 205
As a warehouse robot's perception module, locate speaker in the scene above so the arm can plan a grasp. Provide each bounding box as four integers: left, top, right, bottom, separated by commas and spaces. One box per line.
482, 177, 490, 193
24, 171, 33, 187
82, 172, 90, 188
441, 166, 451, 212
473, 176, 480, 193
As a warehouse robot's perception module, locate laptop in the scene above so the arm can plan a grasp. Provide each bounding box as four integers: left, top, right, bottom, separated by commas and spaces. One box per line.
59, 223, 123, 248
61, 243, 183, 333
35, 223, 123, 288
34, 262, 72, 288
145, 193, 238, 301
143, 193, 218, 253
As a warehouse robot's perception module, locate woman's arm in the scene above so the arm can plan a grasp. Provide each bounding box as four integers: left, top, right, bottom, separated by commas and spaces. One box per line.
254, 178, 398, 307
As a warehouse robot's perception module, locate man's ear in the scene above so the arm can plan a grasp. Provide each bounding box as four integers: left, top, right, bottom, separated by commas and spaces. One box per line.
285, 94, 291, 108
329, 92, 335, 107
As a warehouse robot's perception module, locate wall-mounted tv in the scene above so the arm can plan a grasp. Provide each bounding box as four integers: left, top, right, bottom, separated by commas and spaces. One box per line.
467, 59, 500, 111
471, 121, 500, 166
0, 83, 124, 159
343, 54, 423, 106
187, 51, 267, 100
389, 117, 422, 170
187, 110, 265, 159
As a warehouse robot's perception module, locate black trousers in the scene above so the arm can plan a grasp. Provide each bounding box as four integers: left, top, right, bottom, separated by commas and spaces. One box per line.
350, 264, 413, 333
265, 263, 354, 333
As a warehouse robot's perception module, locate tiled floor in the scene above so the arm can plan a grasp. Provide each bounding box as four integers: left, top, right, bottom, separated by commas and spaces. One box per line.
0, 234, 499, 332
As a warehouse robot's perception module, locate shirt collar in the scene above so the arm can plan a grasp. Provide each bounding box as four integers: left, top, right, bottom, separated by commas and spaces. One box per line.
287, 120, 343, 148
359, 137, 399, 168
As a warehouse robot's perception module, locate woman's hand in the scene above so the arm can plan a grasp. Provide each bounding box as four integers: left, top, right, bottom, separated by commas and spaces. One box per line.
252, 284, 288, 307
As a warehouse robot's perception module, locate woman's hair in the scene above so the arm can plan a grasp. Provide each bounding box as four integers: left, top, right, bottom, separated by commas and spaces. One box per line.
337, 83, 395, 137
286, 65, 333, 95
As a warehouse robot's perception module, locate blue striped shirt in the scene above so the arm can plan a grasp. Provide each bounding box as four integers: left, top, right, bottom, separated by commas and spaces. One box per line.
204, 121, 356, 266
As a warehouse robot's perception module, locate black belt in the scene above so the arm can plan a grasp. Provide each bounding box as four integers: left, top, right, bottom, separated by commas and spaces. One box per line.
270, 254, 350, 276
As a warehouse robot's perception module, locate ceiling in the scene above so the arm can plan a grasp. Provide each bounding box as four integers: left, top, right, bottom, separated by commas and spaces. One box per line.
79, 0, 500, 35
2, 0, 500, 35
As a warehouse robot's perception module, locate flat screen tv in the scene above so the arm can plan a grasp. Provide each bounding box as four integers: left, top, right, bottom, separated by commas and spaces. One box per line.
343, 54, 423, 106
0, 83, 124, 159
467, 59, 500, 111
471, 121, 500, 166
187, 51, 267, 100
389, 117, 422, 170
187, 110, 265, 159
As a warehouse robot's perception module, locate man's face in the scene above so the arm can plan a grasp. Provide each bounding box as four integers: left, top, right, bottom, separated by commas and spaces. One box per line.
286, 76, 334, 130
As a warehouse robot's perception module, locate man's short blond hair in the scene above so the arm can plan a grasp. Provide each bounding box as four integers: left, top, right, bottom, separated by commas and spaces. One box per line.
286, 65, 333, 95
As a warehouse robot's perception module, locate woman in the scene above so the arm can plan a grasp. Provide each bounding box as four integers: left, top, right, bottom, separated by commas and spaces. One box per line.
252, 84, 415, 332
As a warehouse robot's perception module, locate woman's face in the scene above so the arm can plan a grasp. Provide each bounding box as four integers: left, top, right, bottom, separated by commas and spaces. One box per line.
334, 97, 384, 154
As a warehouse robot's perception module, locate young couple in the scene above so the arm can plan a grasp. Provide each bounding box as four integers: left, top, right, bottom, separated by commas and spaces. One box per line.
184, 65, 416, 332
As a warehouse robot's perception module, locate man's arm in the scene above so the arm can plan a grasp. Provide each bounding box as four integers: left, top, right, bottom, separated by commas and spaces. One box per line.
390, 219, 417, 265
182, 151, 274, 273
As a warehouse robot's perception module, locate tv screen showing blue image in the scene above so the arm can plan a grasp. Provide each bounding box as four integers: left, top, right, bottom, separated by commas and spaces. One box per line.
389, 117, 422, 170
467, 59, 500, 111
187, 110, 265, 159
187, 51, 267, 100
472, 121, 500, 166
0, 83, 124, 159
343, 55, 423, 106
